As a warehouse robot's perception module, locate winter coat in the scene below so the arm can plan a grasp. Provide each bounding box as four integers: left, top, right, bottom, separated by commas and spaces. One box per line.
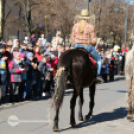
8, 60, 25, 82
35, 52, 42, 62
30, 36, 36, 43
25, 58, 34, 80
37, 61, 51, 80
21, 61, 27, 80
101, 63, 109, 74
50, 57, 58, 76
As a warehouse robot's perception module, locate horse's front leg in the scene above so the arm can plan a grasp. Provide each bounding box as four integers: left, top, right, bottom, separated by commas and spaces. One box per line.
85, 82, 96, 120
78, 88, 84, 121
53, 108, 59, 132
70, 88, 77, 127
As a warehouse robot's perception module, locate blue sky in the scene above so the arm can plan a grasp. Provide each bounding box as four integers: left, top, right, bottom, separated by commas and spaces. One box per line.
130, 0, 134, 4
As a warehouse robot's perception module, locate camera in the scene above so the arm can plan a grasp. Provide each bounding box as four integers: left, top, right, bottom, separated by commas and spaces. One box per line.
19, 63, 25, 69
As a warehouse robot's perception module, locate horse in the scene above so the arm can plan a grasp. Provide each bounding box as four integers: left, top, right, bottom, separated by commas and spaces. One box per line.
125, 49, 134, 120
51, 48, 96, 132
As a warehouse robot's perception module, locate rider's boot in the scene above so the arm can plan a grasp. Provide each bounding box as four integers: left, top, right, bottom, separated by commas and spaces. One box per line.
96, 75, 104, 83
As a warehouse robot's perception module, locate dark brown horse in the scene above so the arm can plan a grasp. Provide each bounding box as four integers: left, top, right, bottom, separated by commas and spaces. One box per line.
51, 48, 96, 132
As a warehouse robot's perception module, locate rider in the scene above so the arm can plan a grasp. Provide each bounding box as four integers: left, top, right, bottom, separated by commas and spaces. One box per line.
71, 9, 103, 82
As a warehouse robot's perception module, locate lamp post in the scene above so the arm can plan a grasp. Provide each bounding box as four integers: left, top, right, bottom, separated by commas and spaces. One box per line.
87, 0, 91, 11
114, 0, 129, 52
124, 0, 129, 52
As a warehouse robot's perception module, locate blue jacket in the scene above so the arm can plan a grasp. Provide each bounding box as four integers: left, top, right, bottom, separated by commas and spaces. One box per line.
101, 63, 109, 74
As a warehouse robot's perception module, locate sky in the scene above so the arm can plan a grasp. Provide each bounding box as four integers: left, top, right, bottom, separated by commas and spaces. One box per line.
130, 0, 134, 4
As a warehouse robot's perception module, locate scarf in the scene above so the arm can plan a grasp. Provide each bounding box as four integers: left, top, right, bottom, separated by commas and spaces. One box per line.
14, 59, 21, 64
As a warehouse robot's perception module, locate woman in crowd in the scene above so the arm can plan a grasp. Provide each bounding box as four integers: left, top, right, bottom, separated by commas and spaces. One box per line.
8, 52, 25, 103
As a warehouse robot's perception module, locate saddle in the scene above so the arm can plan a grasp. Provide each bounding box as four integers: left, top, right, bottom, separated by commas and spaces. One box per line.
76, 47, 96, 68
76, 47, 89, 55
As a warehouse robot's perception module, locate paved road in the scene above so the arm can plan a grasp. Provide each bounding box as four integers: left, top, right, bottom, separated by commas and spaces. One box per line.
0, 76, 133, 134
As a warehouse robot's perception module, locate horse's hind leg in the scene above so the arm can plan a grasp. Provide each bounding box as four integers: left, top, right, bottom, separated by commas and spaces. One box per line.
127, 90, 133, 120
85, 82, 96, 120
70, 87, 78, 127
78, 88, 84, 121
53, 108, 59, 132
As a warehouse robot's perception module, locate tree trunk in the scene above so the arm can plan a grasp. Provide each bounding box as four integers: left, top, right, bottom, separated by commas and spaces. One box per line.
0, 0, 6, 40
98, 0, 102, 37
25, 0, 32, 38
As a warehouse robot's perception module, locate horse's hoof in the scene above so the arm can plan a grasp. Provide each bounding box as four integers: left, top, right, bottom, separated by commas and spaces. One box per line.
78, 116, 83, 121
84, 115, 93, 121
53, 127, 59, 132
53, 125, 59, 132
127, 114, 133, 121
70, 123, 77, 128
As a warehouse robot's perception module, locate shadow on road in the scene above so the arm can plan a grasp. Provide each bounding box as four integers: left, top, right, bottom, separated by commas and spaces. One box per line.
117, 90, 127, 93
60, 107, 127, 132
108, 77, 125, 83
114, 77, 125, 81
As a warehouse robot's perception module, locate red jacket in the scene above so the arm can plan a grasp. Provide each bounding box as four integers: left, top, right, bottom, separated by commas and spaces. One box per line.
50, 57, 58, 76
35, 52, 42, 62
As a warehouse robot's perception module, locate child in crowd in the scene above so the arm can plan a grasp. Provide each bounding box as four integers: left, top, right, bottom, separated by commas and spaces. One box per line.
5, 45, 12, 96
37, 55, 49, 98
33, 45, 42, 62
43, 55, 54, 96
8, 52, 25, 103
0, 44, 6, 56
0, 53, 8, 101
44, 43, 52, 56
50, 54, 58, 88
101, 57, 109, 83
109, 56, 115, 81
19, 53, 26, 100
27, 44, 33, 53
11, 39, 20, 53
25, 52, 34, 99
20, 43, 27, 53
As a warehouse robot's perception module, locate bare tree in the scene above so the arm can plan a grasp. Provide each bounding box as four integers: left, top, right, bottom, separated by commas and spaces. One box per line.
89, 0, 134, 47
0, 0, 15, 39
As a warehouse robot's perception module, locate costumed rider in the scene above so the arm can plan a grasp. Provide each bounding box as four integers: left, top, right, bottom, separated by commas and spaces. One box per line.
51, 31, 64, 49
71, 9, 104, 82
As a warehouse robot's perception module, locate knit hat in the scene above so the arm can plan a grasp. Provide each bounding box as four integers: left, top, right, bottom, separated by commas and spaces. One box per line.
20, 48, 26, 53
0, 44, 6, 49
13, 52, 20, 57
13, 47, 19, 52
26, 52, 33, 59
20, 53, 25, 58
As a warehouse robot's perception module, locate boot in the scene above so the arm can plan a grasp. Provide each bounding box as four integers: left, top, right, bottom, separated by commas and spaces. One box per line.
96, 75, 104, 83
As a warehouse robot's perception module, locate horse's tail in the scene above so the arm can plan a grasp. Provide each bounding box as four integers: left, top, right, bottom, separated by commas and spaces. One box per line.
51, 67, 67, 109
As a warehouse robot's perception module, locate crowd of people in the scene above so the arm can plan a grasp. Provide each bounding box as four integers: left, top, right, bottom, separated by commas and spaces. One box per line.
96, 40, 126, 83
0, 32, 126, 104
0, 32, 67, 104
